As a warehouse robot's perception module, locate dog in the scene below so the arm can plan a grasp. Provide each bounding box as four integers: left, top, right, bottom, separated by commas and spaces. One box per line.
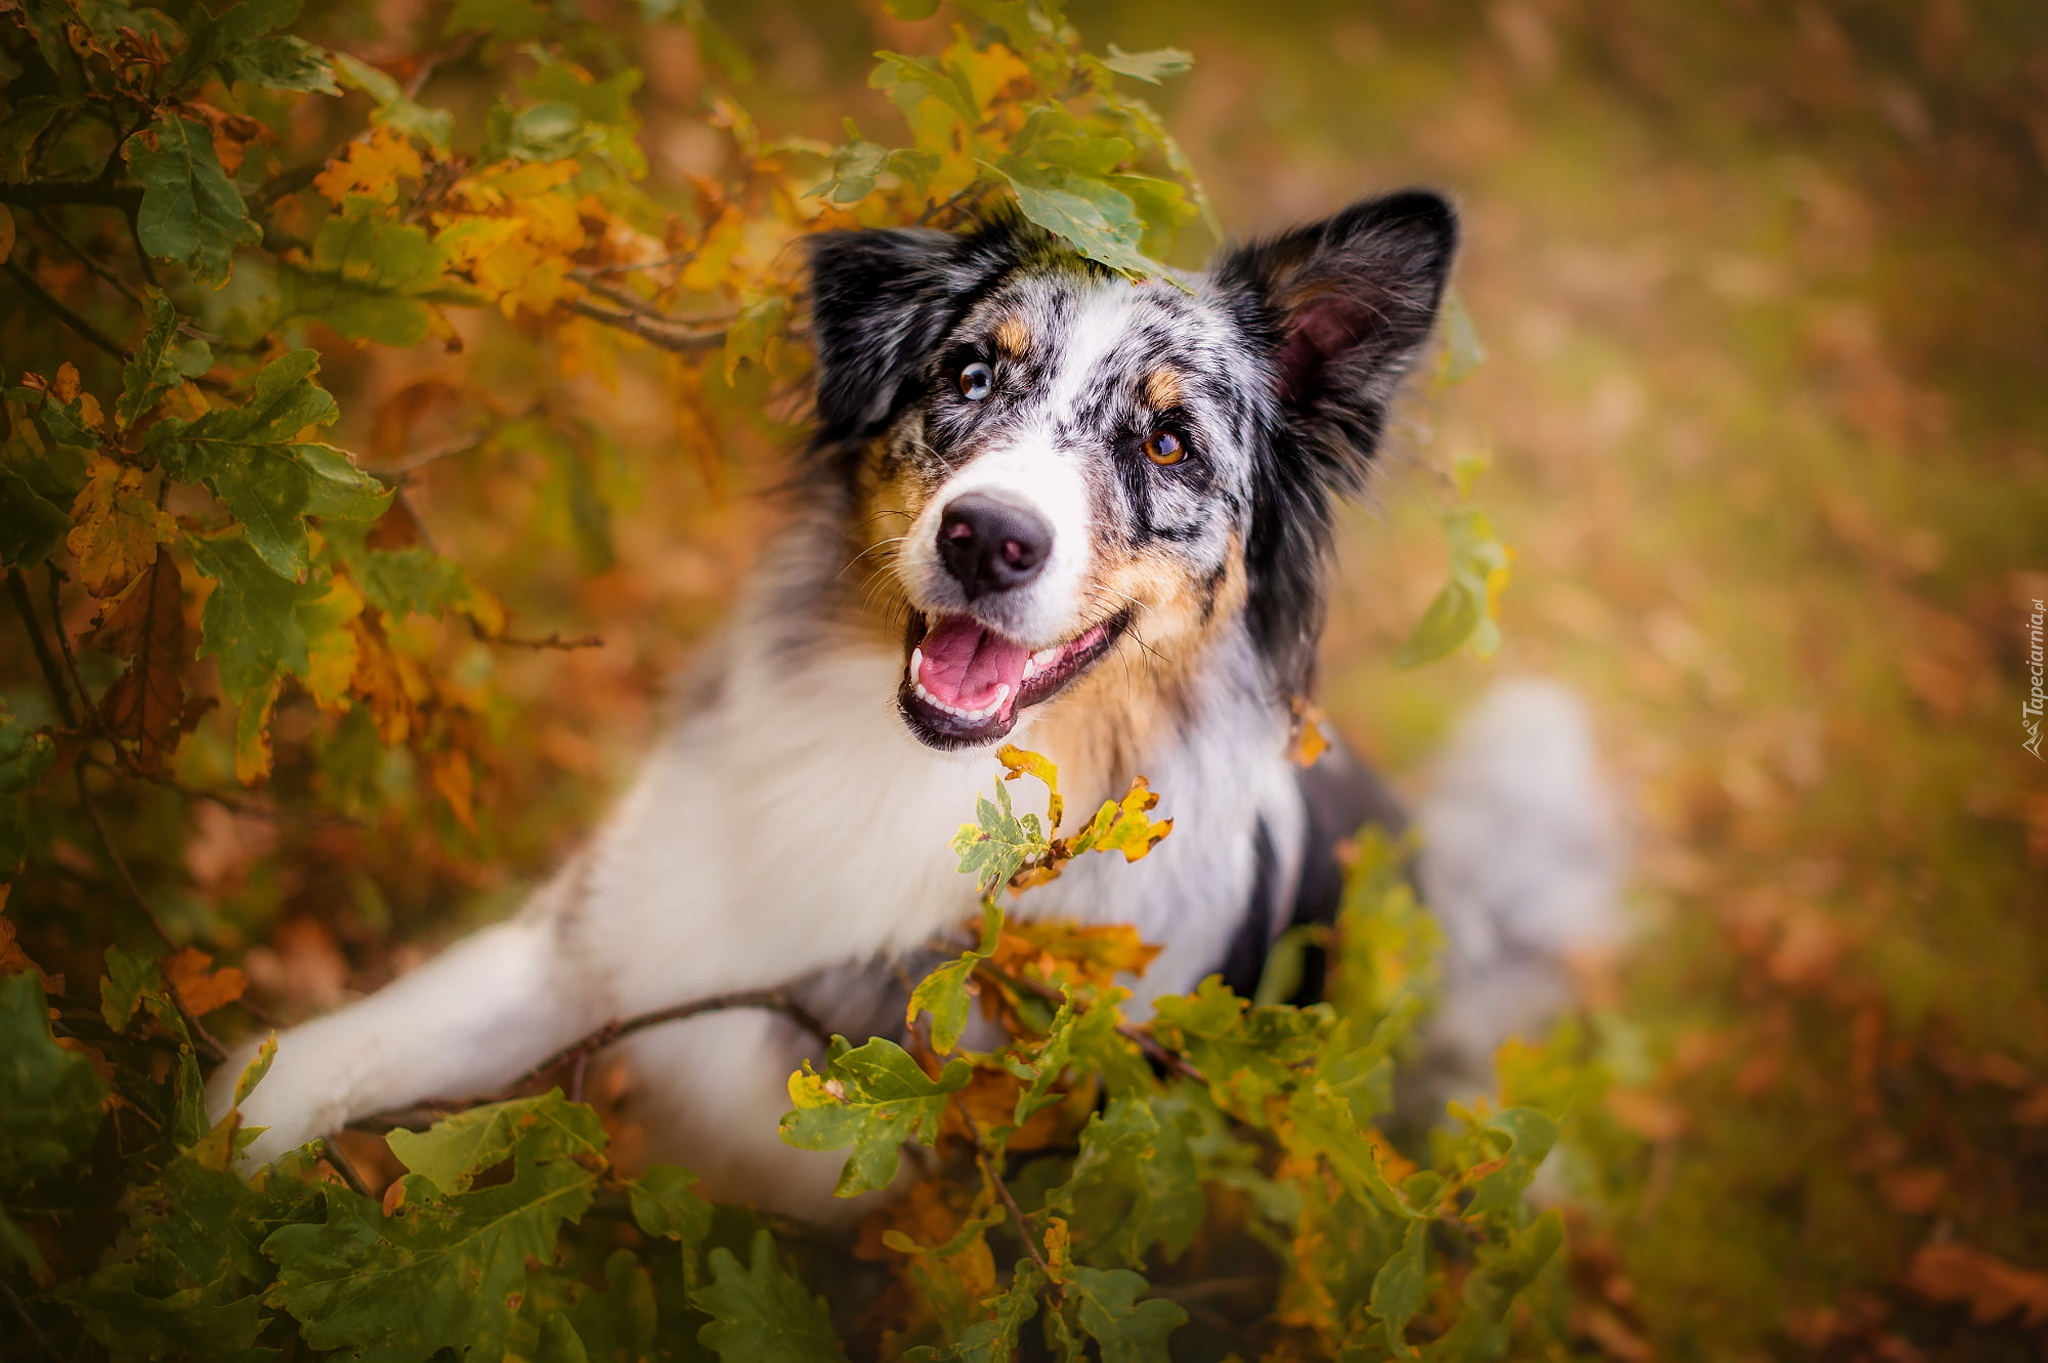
208, 191, 1622, 1217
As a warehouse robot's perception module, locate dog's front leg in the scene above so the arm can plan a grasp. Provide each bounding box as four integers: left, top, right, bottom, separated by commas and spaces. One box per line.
206, 887, 604, 1168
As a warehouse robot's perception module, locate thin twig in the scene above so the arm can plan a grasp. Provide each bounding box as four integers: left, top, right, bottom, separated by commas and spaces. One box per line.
3, 258, 126, 360
322, 1136, 375, 1200
473, 623, 604, 652
577, 252, 703, 276
48, 566, 109, 742
6, 566, 78, 728
562, 296, 727, 353
957, 1104, 1060, 1298
0, 1274, 58, 1361
517, 989, 833, 1090
990, 964, 1209, 1085
28, 204, 149, 309
71, 764, 228, 1060
0, 181, 144, 209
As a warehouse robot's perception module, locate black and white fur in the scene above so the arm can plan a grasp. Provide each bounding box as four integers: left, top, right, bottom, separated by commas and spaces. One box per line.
208, 193, 1622, 1218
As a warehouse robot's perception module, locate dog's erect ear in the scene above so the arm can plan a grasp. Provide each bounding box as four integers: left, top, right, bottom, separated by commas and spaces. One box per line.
1214, 189, 1458, 474
805, 224, 1021, 442
1213, 191, 1458, 700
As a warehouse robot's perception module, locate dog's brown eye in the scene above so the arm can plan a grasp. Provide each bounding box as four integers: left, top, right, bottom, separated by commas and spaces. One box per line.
958, 361, 994, 401
1143, 430, 1186, 466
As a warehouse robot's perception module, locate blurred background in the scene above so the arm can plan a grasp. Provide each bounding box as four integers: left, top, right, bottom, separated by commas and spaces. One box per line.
10, 0, 2046, 1355
502, 3, 2048, 1352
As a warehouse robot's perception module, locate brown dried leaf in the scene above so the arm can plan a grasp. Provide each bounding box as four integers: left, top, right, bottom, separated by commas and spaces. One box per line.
1903, 1241, 2048, 1326
93, 555, 188, 774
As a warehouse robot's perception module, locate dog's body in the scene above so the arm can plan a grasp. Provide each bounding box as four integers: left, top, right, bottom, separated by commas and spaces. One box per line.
211, 194, 1622, 1217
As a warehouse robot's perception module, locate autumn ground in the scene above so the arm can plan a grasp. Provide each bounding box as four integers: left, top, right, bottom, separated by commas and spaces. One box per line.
284, 1, 2048, 1353
7, 0, 2042, 1356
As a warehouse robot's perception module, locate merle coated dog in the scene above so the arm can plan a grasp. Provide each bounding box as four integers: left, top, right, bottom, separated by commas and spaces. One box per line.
210, 193, 1621, 1217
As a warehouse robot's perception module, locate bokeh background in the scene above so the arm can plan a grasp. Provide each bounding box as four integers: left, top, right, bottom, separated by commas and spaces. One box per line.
494, 3, 2048, 1352
8, 0, 2045, 1355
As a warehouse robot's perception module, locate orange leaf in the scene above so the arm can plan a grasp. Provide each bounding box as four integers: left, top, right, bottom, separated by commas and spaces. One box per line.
1903, 1241, 2048, 1326
164, 946, 247, 1016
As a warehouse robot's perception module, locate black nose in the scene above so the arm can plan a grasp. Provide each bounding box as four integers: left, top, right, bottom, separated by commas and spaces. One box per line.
936, 492, 1052, 599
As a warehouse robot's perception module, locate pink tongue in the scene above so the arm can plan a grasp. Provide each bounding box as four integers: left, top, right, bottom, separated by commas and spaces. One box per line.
917, 615, 1029, 711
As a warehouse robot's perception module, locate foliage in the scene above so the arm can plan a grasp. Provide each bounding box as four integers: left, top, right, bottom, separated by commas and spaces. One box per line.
0, 0, 1597, 1358
1, 742, 1586, 1359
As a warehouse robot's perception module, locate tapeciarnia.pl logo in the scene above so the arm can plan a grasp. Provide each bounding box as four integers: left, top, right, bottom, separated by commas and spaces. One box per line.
2026, 598, 2045, 760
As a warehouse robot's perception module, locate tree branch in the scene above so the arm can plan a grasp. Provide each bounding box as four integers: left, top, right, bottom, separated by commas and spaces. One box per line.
350, 988, 833, 1132
0, 181, 144, 210
3, 258, 128, 360
562, 296, 727, 353
6, 567, 79, 729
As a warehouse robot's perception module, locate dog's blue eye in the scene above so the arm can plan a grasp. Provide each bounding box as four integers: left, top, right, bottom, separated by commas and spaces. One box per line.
957, 362, 994, 401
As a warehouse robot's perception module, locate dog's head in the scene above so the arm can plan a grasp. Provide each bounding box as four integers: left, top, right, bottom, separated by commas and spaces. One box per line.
806, 193, 1457, 751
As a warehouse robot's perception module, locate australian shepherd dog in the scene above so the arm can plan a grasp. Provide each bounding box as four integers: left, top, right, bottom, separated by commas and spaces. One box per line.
209, 191, 1622, 1217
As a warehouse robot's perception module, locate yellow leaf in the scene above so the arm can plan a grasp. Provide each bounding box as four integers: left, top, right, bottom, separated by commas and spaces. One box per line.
299, 575, 365, 711
235, 679, 279, 785
53, 361, 81, 402
313, 125, 424, 204
995, 743, 1063, 831
67, 457, 176, 598
1071, 776, 1174, 863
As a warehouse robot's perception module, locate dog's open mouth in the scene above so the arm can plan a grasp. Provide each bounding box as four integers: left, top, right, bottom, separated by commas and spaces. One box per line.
898, 610, 1128, 748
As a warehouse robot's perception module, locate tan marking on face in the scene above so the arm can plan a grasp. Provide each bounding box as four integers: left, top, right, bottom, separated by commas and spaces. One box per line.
840, 435, 936, 646
1030, 533, 1249, 803
993, 315, 1032, 359
1144, 368, 1183, 411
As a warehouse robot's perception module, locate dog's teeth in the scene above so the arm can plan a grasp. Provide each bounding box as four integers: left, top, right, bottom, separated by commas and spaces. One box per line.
908, 647, 923, 684
991, 684, 1010, 714
1021, 658, 1037, 681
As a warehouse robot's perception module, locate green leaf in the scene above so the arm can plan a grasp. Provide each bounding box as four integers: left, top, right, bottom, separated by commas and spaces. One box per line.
186, 532, 318, 701
1097, 45, 1195, 84
1464, 1107, 1560, 1220
694, 1229, 849, 1363
335, 538, 490, 623
1148, 976, 1332, 1112
0, 701, 55, 866
628, 1164, 713, 1247
908, 901, 1002, 1053
332, 51, 456, 150
126, 116, 262, 286
119, 295, 214, 432
950, 780, 1047, 894
1369, 1217, 1430, 1354
266, 1096, 609, 1363
1048, 1088, 1206, 1267
780, 1036, 970, 1196
444, 0, 550, 42
1428, 1210, 1565, 1360
1064, 1265, 1185, 1363
0, 463, 73, 568
904, 1264, 1042, 1362
150, 350, 362, 579
100, 944, 161, 1031
884, 0, 940, 18
0, 95, 70, 178
172, 0, 337, 94
1394, 506, 1511, 668
385, 1091, 606, 1195
62, 1269, 269, 1362
279, 203, 453, 346
0, 972, 107, 1190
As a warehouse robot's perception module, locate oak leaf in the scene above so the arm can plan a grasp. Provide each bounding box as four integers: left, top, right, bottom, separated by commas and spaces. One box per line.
67, 457, 175, 598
